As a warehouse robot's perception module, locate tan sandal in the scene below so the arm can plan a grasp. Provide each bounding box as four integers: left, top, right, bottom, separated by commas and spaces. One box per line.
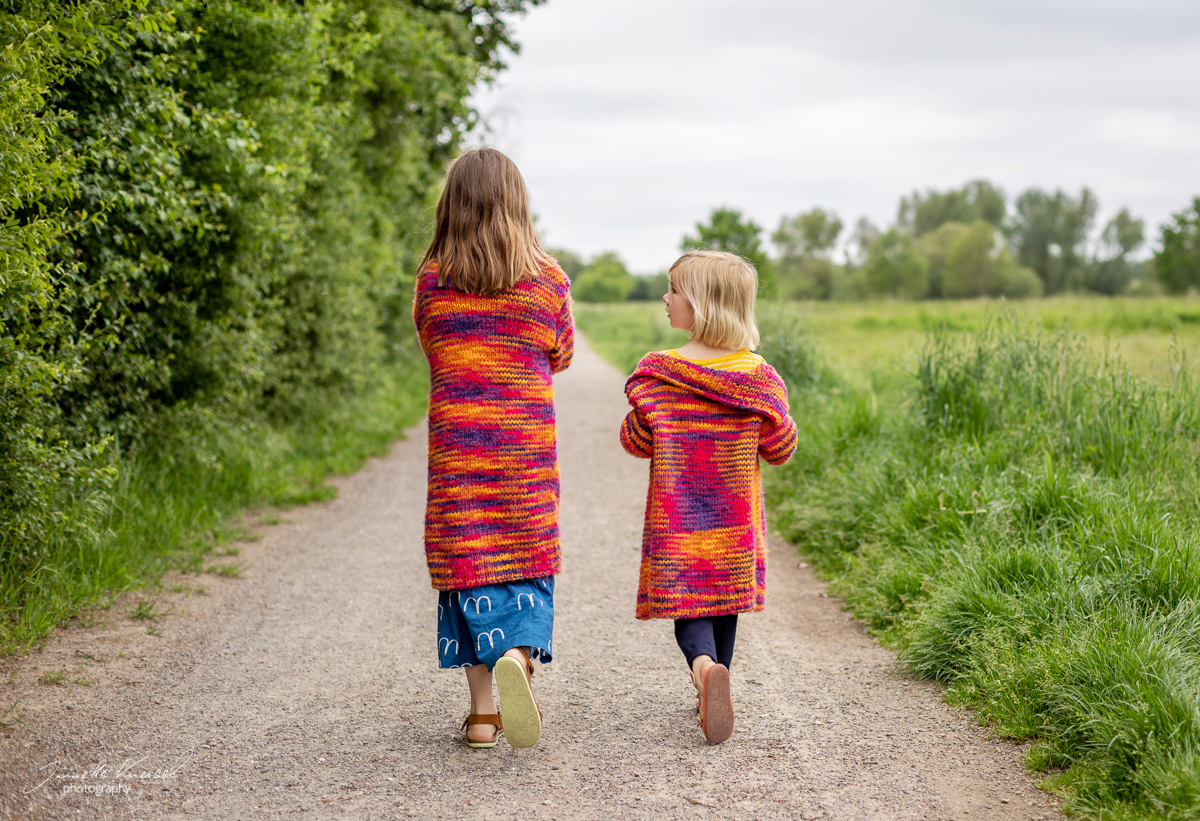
694, 662, 734, 744
494, 648, 541, 749
461, 713, 502, 748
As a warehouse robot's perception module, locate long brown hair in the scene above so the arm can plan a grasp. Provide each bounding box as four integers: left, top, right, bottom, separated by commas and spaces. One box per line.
419, 147, 547, 295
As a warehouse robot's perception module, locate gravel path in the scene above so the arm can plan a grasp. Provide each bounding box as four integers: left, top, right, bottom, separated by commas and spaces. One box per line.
0, 337, 1062, 820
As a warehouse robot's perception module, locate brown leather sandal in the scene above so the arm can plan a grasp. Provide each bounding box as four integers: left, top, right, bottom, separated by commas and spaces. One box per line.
494, 648, 541, 749
461, 713, 502, 748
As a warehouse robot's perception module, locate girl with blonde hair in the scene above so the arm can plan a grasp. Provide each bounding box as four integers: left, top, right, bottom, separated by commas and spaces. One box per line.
621, 250, 797, 744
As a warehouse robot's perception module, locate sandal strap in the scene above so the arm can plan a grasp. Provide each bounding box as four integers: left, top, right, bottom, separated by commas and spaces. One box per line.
462, 713, 502, 730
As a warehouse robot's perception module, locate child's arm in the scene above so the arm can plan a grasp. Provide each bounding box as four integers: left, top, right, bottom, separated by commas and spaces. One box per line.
412, 277, 429, 357
758, 414, 798, 465
620, 408, 653, 458
548, 295, 575, 373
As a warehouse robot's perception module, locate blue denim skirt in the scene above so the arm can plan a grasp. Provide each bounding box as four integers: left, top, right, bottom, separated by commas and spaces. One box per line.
436, 576, 554, 670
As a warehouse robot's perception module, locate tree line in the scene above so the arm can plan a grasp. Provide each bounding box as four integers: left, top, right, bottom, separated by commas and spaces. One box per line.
563, 182, 1200, 302
0, 1, 533, 583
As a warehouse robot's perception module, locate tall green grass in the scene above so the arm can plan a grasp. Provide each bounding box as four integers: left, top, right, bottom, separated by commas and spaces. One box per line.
768, 321, 1200, 820
0, 360, 428, 654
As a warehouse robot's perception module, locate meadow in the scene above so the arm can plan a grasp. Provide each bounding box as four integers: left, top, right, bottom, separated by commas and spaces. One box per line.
577, 296, 1200, 382
576, 297, 1200, 821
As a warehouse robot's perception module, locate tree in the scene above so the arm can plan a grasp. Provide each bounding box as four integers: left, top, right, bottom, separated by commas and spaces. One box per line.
943, 223, 994, 298
1088, 208, 1146, 295
1103, 208, 1145, 257
898, 180, 1006, 237
682, 207, 776, 298
571, 252, 633, 302
0, 1, 128, 570
918, 222, 963, 299
863, 230, 928, 299
1155, 197, 1200, 294
628, 272, 669, 301
772, 208, 843, 260
1007, 187, 1098, 294
772, 208, 843, 301
847, 217, 881, 267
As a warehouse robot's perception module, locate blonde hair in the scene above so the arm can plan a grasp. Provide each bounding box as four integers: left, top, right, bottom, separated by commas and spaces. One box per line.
420, 147, 548, 295
669, 251, 760, 350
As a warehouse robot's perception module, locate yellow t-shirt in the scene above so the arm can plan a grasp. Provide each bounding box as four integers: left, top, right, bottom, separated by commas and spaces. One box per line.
665, 348, 766, 373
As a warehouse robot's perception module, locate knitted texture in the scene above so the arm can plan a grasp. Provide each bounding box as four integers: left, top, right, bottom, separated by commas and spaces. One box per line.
621, 352, 797, 619
414, 260, 574, 590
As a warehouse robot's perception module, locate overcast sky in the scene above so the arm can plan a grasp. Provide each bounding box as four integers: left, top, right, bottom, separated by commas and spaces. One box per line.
470, 0, 1200, 272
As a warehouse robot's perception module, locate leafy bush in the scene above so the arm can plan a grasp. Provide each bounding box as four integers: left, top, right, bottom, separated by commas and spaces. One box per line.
572, 251, 634, 303
1156, 197, 1200, 295
0, 1, 133, 583
863, 230, 928, 299
777, 257, 837, 300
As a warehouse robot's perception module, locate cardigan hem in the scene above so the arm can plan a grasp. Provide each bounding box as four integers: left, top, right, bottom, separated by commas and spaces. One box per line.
635, 601, 765, 621
427, 559, 562, 592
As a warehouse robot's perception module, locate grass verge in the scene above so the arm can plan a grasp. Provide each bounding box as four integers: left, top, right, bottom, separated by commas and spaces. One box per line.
769, 323, 1200, 820
0, 359, 428, 655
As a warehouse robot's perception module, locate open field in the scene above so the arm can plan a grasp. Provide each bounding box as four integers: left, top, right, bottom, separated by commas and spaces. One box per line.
577, 298, 1200, 821
577, 297, 1200, 383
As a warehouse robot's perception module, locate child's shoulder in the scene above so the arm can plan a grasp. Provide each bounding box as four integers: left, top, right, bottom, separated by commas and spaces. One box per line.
535, 256, 570, 294
415, 261, 440, 290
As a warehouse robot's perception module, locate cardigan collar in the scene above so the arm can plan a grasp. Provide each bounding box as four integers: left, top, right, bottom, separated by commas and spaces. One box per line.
625, 351, 790, 422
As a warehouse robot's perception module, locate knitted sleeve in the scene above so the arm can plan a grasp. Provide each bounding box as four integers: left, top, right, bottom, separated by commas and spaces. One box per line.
549, 293, 575, 374
412, 273, 429, 356
620, 407, 653, 459
758, 413, 798, 465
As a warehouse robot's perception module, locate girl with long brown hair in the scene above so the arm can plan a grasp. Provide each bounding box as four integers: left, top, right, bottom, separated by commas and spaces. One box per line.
413, 148, 574, 749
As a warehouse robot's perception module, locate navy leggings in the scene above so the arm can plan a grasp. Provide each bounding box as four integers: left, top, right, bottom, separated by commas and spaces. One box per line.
674, 615, 738, 670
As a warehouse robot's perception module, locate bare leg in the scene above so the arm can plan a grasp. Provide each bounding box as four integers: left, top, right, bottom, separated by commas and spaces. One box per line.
691, 654, 715, 696
502, 647, 528, 665
465, 664, 497, 743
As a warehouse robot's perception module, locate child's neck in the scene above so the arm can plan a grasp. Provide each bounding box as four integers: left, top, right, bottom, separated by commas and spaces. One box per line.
677, 339, 740, 360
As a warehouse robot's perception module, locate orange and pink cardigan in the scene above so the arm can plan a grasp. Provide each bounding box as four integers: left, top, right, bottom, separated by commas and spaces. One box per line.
414, 261, 574, 590
621, 353, 797, 619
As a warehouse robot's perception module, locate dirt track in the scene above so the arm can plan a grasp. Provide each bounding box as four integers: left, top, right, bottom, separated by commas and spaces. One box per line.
0, 336, 1062, 820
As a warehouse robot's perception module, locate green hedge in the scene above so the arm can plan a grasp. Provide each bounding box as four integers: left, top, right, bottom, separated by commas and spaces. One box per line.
0, 0, 535, 650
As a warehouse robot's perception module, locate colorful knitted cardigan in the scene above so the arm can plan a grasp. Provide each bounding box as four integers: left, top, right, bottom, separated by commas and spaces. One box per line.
414, 260, 574, 590
621, 353, 797, 619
